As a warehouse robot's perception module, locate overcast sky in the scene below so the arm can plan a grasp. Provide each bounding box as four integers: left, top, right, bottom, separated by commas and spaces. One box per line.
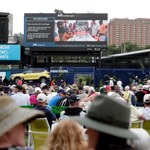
1, 0, 150, 33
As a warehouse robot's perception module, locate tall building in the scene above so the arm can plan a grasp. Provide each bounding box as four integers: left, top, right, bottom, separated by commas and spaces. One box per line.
108, 18, 150, 47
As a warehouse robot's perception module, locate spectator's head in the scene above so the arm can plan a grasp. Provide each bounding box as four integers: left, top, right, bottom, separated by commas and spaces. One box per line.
138, 84, 143, 90
37, 93, 47, 103
34, 87, 42, 94
45, 119, 87, 150
17, 79, 22, 85
66, 89, 75, 96
73, 95, 138, 150
69, 94, 80, 104
144, 99, 150, 106
15, 85, 23, 92
0, 96, 44, 148
71, 83, 78, 90
3, 86, 10, 94
57, 89, 66, 96
40, 83, 49, 90
88, 86, 95, 94
124, 86, 130, 91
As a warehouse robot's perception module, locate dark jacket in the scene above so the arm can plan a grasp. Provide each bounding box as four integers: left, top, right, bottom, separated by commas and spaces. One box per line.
35, 105, 56, 128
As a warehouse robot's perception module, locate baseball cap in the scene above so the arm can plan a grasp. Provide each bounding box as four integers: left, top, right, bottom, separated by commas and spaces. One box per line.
37, 93, 47, 102
40, 83, 48, 90
66, 89, 75, 96
57, 89, 66, 94
34, 87, 42, 93
69, 94, 80, 103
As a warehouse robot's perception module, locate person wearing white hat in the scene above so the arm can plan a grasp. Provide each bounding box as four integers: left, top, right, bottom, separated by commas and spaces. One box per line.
35, 93, 56, 129
29, 87, 42, 107
0, 96, 44, 149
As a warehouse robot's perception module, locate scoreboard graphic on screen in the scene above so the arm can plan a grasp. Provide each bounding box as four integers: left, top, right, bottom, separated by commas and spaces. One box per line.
24, 13, 108, 50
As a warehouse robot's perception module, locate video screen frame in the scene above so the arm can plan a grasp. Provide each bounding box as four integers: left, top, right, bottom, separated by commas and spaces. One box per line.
24, 13, 108, 50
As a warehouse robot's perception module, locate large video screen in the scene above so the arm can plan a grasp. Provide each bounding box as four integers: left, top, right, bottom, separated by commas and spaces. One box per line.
24, 13, 108, 50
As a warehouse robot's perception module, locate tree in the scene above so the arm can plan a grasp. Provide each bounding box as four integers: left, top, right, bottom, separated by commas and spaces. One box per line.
145, 45, 150, 49
54, 9, 64, 15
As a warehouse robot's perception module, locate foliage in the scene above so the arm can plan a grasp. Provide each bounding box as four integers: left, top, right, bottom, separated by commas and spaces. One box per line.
54, 9, 64, 15
103, 43, 150, 56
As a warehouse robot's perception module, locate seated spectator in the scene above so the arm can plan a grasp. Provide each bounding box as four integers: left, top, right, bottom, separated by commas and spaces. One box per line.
127, 128, 150, 150
30, 87, 42, 107
130, 104, 145, 122
44, 119, 88, 150
78, 85, 87, 100
60, 94, 85, 120
35, 93, 56, 129
2, 76, 9, 86
11, 85, 30, 106
0, 96, 44, 149
135, 84, 145, 106
72, 95, 138, 150
123, 86, 133, 104
56, 89, 75, 107
141, 98, 150, 120
48, 89, 66, 107
3, 86, 10, 95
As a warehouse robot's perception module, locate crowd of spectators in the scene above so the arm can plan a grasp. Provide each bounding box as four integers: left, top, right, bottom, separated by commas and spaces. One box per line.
0, 75, 150, 149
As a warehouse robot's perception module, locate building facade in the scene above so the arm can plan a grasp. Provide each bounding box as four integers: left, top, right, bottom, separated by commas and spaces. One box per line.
108, 18, 150, 47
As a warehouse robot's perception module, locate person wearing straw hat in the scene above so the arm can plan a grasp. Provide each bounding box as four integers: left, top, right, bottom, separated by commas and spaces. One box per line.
0, 96, 44, 149
72, 95, 138, 150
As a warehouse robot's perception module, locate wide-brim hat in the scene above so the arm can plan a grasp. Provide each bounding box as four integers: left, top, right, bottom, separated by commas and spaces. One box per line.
71, 83, 78, 90
72, 95, 138, 139
0, 96, 44, 137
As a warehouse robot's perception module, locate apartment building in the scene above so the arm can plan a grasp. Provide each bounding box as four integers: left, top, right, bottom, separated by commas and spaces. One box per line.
108, 18, 150, 47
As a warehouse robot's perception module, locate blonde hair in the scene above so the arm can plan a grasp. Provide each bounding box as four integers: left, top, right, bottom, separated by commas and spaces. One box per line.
45, 119, 87, 150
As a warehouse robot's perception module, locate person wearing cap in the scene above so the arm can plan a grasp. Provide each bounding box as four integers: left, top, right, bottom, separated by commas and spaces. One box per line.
0, 96, 44, 149
29, 87, 42, 107
140, 98, 150, 120
87, 86, 97, 97
48, 89, 66, 107
40, 83, 48, 90
40, 83, 57, 104
56, 89, 75, 107
72, 95, 138, 150
135, 84, 145, 106
60, 94, 85, 120
11, 85, 30, 106
78, 85, 88, 100
35, 93, 56, 129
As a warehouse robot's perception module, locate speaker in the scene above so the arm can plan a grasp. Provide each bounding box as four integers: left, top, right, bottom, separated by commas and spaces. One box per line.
0, 17, 8, 43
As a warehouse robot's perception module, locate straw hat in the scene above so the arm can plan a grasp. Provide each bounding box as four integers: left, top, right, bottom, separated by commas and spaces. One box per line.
0, 96, 44, 137
71, 83, 78, 90
72, 95, 138, 139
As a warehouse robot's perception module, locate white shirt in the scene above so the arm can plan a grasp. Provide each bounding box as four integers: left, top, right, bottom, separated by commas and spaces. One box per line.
11, 92, 30, 106
141, 107, 150, 120
130, 105, 143, 122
